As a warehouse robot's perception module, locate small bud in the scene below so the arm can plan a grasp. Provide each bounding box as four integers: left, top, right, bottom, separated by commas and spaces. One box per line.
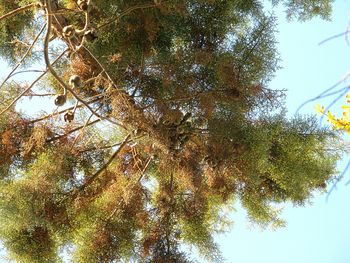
69, 75, 82, 88
54, 94, 67, 106
64, 111, 75, 122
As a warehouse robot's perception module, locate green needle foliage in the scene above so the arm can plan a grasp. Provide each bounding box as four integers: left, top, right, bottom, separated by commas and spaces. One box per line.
0, 0, 340, 262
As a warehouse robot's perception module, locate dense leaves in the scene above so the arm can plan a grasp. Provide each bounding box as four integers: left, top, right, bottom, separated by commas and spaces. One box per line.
0, 0, 339, 262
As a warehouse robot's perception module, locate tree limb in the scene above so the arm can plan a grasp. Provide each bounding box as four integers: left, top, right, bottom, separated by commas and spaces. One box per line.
0, 3, 37, 22
76, 134, 131, 193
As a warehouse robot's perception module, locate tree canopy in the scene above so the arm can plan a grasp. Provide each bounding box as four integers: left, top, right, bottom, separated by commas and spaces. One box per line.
0, 0, 339, 262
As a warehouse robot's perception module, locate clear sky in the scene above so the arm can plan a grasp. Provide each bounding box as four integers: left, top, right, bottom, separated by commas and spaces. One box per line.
217, 1, 350, 263
1, 1, 350, 263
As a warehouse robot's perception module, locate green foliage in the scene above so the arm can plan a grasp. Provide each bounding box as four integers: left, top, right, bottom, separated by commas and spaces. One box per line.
0, 0, 339, 262
0, 0, 38, 63
271, 0, 333, 21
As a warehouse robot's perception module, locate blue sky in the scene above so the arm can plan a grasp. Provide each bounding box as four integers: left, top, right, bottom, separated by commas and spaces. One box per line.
217, 1, 350, 263
1, 1, 350, 262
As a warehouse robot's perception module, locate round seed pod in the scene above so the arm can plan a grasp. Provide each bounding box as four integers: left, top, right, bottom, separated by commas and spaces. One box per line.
54, 94, 67, 106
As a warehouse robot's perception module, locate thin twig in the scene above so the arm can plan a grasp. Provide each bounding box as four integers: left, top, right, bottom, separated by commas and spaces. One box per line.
10, 69, 46, 76
0, 49, 68, 117
70, 104, 104, 150
28, 96, 102, 124
319, 30, 350, 45
76, 134, 131, 192
131, 52, 145, 97
46, 119, 101, 143
0, 23, 46, 90
98, 3, 157, 30
0, 3, 36, 22
138, 155, 154, 182
295, 79, 345, 114
78, 140, 126, 154
326, 158, 350, 201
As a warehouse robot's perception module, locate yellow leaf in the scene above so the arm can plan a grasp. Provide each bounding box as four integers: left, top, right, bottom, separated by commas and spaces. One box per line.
315, 104, 325, 114
327, 111, 336, 122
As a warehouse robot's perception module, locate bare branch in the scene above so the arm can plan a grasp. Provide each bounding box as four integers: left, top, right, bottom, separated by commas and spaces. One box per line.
70, 104, 104, 150
78, 140, 127, 154
138, 155, 154, 182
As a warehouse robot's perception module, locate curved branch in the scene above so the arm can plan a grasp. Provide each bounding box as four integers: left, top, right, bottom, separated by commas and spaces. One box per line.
43, 0, 127, 131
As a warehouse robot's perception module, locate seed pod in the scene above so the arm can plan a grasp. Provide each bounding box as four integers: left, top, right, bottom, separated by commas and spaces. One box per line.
69, 75, 82, 88
84, 29, 98, 42
54, 94, 67, 106
64, 111, 75, 122
77, 0, 89, 11
62, 25, 75, 39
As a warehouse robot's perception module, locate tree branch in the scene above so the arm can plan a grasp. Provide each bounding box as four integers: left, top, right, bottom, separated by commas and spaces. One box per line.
0, 23, 46, 90
28, 96, 102, 124
0, 49, 68, 117
0, 3, 37, 22
46, 119, 101, 143
76, 134, 131, 193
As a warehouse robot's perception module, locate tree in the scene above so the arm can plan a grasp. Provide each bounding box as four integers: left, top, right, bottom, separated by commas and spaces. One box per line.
0, 0, 339, 262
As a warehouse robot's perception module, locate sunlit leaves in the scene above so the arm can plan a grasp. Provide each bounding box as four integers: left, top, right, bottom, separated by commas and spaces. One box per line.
0, 0, 340, 262
316, 93, 350, 134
